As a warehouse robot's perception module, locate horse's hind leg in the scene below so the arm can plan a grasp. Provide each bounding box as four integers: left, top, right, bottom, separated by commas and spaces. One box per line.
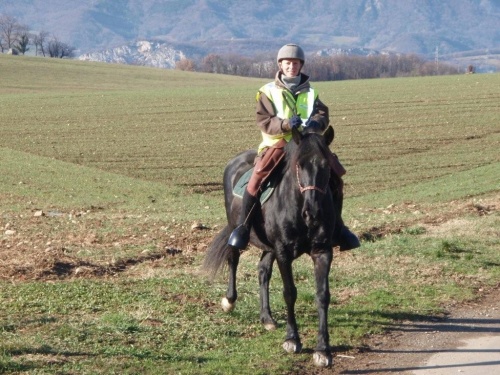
221, 246, 240, 312
258, 251, 277, 330
311, 249, 333, 367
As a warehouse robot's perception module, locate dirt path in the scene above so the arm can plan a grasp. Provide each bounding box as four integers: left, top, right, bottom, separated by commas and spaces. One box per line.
327, 286, 500, 374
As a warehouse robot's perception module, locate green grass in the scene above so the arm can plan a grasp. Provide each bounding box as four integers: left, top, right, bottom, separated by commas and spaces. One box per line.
0, 54, 499, 374
1, 55, 498, 200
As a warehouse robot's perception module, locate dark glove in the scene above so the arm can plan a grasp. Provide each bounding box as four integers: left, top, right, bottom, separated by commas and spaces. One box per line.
289, 115, 302, 129
306, 120, 321, 130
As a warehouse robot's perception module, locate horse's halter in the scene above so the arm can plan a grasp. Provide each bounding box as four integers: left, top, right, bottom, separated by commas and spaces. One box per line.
295, 164, 327, 194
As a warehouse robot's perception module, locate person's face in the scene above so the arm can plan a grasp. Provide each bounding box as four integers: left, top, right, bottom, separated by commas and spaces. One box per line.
279, 58, 302, 78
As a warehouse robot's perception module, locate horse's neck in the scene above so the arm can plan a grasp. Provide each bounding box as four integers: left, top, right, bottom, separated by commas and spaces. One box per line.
280, 153, 301, 197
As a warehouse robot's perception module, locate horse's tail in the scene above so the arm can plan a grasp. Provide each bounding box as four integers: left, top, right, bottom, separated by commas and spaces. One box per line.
202, 225, 235, 279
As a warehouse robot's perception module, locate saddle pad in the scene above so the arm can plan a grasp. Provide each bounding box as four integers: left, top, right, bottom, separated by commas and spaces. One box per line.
233, 168, 275, 204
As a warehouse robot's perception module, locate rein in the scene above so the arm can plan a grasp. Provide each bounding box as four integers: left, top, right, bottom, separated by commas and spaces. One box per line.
295, 165, 327, 194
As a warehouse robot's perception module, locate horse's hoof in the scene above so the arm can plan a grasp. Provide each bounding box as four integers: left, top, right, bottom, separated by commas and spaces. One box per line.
221, 297, 235, 312
313, 351, 333, 367
261, 317, 277, 331
283, 340, 302, 354
263, 322, 277, 331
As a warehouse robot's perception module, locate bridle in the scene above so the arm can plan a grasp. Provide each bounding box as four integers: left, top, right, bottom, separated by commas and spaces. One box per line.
295, 164, 327, 195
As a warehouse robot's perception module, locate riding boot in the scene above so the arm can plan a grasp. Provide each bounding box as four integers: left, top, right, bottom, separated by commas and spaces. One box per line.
334, 192, 361, 251
330, 175, 361, 251
228, 190, 259, 250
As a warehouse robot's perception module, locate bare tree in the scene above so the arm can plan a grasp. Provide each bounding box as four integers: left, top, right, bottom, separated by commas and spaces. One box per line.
60, 42, 75, 58
224, 54, 253, 76
175, 58, 196, 71
33, 30, 49, 56
47, 37, 60, 57
0, 14, 22, 52
48, 36, 75, 58
201, 54, 226, 74
250, 59, 274, 78
15, 27, 31, 55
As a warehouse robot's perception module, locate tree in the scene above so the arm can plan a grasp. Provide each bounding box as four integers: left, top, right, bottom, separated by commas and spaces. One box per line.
0, 14, 22, 52
15, 27, 30, 55
48, 37, 75, 58
62, 42, 76, 58
33, 30, 49, 56
175, 58, 195, 71
201, 54, 226, 74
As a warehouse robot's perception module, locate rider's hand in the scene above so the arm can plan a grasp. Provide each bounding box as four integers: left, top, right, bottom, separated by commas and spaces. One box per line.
289, 115, 302, 129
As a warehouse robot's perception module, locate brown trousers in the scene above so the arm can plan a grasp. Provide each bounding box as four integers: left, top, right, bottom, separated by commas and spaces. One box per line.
246, 139, 346, 197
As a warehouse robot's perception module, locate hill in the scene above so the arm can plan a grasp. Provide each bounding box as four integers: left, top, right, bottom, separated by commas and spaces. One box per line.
1, 0, 499, 71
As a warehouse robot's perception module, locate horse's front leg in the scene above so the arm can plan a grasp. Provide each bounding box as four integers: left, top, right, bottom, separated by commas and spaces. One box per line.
222, 246, 240, 312
258, 251, 277, 330
277, 256, 302, 354
311, 248, 333, 367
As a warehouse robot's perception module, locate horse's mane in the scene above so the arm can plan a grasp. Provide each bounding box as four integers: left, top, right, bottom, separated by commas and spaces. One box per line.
284, 128, 330, 167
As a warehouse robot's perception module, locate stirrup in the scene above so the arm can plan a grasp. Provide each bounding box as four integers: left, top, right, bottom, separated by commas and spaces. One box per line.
228, 224, 250, 250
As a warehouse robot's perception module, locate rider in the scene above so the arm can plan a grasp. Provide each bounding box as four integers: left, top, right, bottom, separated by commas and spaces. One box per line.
228, 43, 360, 251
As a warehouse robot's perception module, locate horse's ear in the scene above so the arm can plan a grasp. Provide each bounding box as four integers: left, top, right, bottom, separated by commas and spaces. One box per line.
291, 126, 302, 144
324, 126, 334, 146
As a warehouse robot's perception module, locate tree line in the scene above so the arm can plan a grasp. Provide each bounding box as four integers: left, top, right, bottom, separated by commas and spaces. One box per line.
0, 14, 75, 58
177, 52, 461, 81
2, 12, 460, 80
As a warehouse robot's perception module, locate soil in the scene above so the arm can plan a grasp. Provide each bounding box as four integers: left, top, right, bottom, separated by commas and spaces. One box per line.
314, 286, 500, 375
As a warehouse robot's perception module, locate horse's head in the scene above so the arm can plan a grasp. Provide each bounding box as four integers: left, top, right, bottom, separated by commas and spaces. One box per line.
290, 126, 335, 231
291, 124, 334, 146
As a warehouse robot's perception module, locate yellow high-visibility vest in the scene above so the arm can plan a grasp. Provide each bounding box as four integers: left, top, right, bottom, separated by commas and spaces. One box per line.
257, 82, 317, 153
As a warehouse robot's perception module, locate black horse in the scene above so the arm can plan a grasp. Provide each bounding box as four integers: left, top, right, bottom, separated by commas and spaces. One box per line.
203, 126, 337, 367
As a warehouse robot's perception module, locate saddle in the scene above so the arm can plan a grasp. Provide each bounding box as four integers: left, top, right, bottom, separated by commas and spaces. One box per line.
233, 167, 276, 204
